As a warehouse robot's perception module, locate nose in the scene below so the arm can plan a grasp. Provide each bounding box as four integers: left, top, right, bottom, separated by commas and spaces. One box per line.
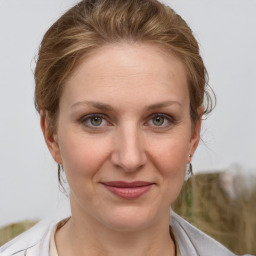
111, 125, 147, 172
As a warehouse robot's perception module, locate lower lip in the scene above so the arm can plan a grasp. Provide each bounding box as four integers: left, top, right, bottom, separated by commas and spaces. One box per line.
103, 184, 153, 199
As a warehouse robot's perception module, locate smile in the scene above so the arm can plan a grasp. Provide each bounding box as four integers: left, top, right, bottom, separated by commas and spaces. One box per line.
101, 181, 154, 199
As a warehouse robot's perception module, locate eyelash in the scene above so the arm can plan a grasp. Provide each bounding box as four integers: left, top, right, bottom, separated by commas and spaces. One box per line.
79, 113, 176, 129
80, 114, 110, 128
146, 113, 176, 129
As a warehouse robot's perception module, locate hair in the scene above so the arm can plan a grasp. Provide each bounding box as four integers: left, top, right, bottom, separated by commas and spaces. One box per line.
34, 0, 215, 186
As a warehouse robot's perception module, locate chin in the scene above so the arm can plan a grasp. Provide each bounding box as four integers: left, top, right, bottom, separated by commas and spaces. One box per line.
99, 205, 160, 232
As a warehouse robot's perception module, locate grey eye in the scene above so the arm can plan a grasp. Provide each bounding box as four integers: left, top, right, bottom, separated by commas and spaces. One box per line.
152, 116, 165, 126
90, 116, 103, 126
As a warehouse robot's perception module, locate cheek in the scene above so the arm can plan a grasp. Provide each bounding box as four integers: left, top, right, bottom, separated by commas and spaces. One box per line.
58, 132, 111, 183
150, 135, 190, 175
148, 134, 190, 201
57, 134, 112, 207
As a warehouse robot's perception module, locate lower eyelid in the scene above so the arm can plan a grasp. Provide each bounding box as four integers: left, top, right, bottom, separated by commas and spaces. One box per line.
81, 114, 113, 128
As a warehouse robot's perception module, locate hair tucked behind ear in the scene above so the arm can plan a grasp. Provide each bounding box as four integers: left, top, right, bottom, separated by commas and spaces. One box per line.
35, 0, 215, 188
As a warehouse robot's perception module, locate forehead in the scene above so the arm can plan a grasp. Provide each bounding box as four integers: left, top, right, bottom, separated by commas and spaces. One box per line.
61, 43, 189, 109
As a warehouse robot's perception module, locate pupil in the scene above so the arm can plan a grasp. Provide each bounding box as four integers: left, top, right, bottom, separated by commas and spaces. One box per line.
91, 116, 102, 126
153, 116, 164, 126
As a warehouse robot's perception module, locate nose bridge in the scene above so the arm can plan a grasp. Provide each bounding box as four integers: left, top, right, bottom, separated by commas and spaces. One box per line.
112, 123, 146, 172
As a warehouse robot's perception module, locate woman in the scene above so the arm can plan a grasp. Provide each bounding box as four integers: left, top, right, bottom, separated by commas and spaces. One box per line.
0, 0, 253, 255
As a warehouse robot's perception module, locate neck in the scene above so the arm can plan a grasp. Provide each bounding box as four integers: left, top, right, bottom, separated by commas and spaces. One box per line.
55, 204, 175, 256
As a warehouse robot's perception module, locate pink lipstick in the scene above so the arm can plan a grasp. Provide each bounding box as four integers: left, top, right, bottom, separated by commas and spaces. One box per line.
101, 181, 154, 199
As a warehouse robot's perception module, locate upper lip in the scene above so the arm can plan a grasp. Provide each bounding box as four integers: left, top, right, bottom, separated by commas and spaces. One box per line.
101, 181, 155, 188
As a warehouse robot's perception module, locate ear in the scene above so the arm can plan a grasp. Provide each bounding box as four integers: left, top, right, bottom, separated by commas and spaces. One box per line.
40, 111, 63, 164
188, 107, 203, 161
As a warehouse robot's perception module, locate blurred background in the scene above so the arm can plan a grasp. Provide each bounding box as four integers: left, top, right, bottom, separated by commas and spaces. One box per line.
0, 0, 255, 254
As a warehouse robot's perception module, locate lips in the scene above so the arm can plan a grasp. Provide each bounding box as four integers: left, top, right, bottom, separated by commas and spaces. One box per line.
101, 181, 154, 199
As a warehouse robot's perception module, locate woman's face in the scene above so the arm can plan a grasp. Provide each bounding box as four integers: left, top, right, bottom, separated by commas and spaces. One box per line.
43, 43, 201, 231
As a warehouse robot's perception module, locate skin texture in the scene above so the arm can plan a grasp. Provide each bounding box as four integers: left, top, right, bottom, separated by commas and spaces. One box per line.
41, 43, 201, 256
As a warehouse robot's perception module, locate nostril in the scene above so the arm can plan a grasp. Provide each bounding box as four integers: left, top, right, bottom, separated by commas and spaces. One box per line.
111, 152, 147, 172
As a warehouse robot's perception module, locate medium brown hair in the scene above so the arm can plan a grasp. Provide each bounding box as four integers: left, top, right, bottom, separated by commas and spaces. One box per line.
34, 0, 215, 185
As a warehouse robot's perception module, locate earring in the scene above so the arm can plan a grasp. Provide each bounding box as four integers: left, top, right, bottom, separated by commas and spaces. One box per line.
185, 154, 193, 181
185, 163, 193, 181
189, 163, 193, 176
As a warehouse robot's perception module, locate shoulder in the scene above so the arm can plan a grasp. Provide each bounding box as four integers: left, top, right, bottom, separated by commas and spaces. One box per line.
0, 219, 58, 256
170, 210, 253, 256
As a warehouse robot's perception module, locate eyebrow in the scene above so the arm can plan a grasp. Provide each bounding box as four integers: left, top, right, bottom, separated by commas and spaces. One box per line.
71, 101, 115, 111
146, 100, 182, 110
71, 100, 182, 111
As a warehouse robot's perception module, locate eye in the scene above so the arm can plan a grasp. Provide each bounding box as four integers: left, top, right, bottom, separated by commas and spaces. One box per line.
81, 114, 109, 128
152, 116, 165, 126
147, 113, 174, 128
90, 116, 103, 126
